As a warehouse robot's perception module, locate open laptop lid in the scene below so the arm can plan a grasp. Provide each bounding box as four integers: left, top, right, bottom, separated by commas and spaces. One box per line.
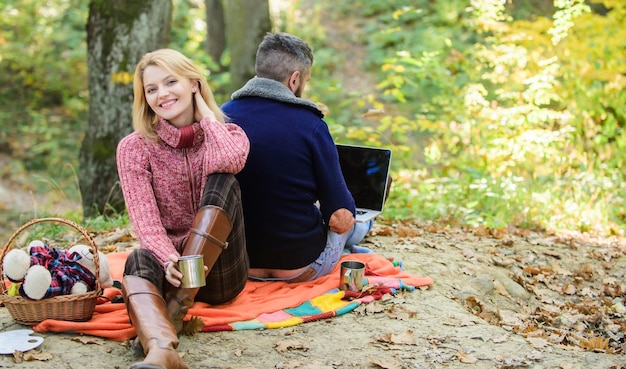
336, 144, 392, 222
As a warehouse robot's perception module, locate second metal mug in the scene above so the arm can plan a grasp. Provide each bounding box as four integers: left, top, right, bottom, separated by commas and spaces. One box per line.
178, 255, 206, 288
339, 260, 365, 292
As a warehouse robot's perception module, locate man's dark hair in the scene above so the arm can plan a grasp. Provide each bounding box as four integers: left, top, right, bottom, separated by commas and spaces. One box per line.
255, 32, 314, 82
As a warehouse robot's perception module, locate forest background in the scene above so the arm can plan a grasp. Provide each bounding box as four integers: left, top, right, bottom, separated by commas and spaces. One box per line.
0, 0, 624, 240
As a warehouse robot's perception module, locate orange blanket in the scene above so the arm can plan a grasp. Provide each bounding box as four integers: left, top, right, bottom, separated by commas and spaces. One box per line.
31, 251, 433, 341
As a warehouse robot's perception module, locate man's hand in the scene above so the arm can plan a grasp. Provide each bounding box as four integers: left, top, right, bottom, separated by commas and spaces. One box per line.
329, 208, 355, 234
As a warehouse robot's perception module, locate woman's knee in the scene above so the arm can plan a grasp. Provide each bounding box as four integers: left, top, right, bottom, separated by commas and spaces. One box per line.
201, 173, 241, 208
123, 249, 164, 291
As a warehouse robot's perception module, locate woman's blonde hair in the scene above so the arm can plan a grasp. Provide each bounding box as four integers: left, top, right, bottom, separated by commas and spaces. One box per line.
132, 48, 225, 141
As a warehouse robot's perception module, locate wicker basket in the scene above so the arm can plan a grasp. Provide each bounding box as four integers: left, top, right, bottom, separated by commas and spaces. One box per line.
0, 218, 102, 325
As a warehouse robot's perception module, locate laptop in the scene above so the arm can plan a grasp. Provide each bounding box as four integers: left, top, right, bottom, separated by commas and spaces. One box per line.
336, 144, 392, 222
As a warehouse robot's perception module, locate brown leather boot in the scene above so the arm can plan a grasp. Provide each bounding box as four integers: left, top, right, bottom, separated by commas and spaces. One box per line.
166, 205, 232, 333
122, 276, 188, 369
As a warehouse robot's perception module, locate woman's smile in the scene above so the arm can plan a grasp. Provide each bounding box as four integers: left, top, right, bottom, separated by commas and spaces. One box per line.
160, 99, 177, 109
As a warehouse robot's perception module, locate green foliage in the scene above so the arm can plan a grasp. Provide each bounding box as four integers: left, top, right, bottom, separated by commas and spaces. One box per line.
168, 0, 231, 101
1, 0, 623, 236
11, 213, 129, 245
0, 0, 88, 181
295, 0, 625, 235
83, 212, 130, 231
0, 0, 231, 214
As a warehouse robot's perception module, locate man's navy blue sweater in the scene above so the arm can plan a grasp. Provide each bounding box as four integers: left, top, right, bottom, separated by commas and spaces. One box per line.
222, 78, 355, 269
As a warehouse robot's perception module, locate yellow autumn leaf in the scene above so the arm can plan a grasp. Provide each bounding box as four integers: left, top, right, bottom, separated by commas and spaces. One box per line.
580, 336, 610, 353
180, 316, 205, 336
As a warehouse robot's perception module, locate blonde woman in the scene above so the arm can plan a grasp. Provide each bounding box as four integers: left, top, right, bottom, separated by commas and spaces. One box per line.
117, 48, 249, 369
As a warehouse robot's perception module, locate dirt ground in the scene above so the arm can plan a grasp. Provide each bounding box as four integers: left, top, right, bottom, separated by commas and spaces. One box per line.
1, 220, 626, 369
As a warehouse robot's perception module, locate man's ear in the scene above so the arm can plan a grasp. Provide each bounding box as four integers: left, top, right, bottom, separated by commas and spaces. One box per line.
288, 71, 301, 93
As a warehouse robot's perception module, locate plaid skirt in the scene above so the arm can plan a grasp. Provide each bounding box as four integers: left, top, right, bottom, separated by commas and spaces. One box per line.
124, 173, 249, 305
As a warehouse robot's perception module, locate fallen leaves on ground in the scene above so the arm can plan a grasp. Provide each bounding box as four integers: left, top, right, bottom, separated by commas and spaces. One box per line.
181, 316, 205, 335
274, 339, 309, 353
383, 221, 626, 355
456, 350, 478, 364
70, 336, 105, 345
27, 218, 625, 366
376, 330, 417, 345
370, 356, 404, 369
12, 350, 53, 363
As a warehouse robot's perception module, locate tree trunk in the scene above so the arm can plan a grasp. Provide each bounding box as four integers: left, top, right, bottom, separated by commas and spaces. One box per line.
205, 0, 226, 66
80, 0, 172, 217
224, 0, 271, 94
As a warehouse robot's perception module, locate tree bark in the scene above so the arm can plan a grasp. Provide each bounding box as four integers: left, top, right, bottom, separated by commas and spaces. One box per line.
205, 0, 226, 66
80, 0, 172, 217
224, 0, 271, 94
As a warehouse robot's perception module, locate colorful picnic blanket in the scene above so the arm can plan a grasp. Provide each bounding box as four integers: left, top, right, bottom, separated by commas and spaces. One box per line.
27, 251, 433, 341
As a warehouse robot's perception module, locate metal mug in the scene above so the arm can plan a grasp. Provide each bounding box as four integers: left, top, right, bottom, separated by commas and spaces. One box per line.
339, 260, 365, 292
178, 255, 206, 288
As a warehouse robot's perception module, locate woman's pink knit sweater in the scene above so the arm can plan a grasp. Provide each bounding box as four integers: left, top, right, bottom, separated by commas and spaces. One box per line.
116, 117, 249, 267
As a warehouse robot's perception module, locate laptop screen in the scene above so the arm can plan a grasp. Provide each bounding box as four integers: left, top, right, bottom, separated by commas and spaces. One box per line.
336, 144, 392, 212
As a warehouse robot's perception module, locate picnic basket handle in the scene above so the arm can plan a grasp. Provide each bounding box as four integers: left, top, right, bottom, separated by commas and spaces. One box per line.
0, 218, 101, 294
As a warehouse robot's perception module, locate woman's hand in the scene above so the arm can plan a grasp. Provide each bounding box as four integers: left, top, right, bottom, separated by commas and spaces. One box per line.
165, 254, 183, 287
193, 84, 217, 122
329, 208, 355, 234
164, 253, 209, 287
